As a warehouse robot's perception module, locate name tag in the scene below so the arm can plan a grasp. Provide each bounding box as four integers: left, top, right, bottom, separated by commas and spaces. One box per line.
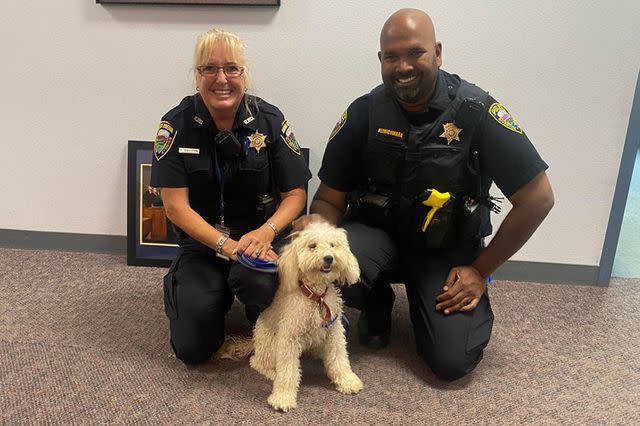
377, 128, 403, 140
178, 147, 200, 155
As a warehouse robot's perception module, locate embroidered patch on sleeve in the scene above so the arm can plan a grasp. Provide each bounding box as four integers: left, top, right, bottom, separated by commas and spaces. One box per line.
328, 110, 348, 142
489, 103, 523, 134
280, 119, 301, 155
154, 121, 177, 161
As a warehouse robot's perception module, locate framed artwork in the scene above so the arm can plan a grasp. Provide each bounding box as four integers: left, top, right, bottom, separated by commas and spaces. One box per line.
126, 141, 310, 267
97, 0, 279, 5
127, 140, 179, 267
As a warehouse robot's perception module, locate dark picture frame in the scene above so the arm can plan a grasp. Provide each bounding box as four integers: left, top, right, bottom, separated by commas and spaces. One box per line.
97, 0, 279, 5
126, 141, 309, 267
127, 140, 179, 267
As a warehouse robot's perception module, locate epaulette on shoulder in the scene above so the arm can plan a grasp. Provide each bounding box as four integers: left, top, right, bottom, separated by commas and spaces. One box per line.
353, 92, 371, 107
161, 96, 194, 127
253, 96, 282, 118
443, 71, 462, 85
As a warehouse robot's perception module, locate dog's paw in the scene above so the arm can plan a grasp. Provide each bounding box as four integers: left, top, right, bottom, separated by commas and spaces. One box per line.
250, 356, 276, 381
335, 372, 363, 395
267, 392, 297, 412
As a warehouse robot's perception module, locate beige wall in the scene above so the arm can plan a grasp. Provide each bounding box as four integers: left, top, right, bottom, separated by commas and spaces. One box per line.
1, 0, 639, 266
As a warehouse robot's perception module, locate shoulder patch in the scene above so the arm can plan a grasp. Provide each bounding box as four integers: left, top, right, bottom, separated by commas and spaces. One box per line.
489, 102, 523, 134
328, 110, 348, 142
154, 121, 177, 161
280, 119, 301, 155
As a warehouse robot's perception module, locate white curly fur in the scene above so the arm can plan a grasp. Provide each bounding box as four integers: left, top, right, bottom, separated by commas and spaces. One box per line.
250, 222, 363, 412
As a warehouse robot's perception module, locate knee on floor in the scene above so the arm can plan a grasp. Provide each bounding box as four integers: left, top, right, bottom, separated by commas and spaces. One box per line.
172, 337, 223, 366
419, 347, 481, 382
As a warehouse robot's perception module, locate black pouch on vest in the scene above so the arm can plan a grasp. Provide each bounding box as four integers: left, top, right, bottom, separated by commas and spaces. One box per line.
215, 129, 242, 159
357, 192, 390, 228
459, 201, 492, 241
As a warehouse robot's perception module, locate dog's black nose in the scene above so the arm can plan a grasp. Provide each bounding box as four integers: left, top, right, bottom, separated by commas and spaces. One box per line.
323, 255, 333, 265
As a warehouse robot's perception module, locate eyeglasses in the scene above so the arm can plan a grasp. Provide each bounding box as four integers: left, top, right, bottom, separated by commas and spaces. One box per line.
196, 64, 245, 78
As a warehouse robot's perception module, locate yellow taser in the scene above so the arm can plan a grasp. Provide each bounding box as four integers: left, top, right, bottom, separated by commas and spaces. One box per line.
420, 189, 452, 232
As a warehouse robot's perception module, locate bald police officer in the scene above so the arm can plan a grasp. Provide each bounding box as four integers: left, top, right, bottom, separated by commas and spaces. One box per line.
302, 9, 554, 380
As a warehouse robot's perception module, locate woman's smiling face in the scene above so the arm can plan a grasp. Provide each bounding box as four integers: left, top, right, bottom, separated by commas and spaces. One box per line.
196, 42, 247, 117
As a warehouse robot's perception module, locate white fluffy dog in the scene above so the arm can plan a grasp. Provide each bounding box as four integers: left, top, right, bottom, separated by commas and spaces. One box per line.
250, 222, 363, 412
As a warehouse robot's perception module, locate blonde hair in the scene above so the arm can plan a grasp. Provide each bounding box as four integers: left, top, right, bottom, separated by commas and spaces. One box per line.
193, 29, 253, 92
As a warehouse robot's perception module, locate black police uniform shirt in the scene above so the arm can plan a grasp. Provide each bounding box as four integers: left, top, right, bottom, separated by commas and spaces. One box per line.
150, 94, 311, 242
319, 69, 548, 200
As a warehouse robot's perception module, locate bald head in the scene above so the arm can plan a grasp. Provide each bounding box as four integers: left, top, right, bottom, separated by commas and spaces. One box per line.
378, 9, 442, 112
380, 9, 436, 49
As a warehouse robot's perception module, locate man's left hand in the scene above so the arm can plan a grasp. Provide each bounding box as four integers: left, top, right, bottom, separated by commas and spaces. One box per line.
435, 266, 486, 315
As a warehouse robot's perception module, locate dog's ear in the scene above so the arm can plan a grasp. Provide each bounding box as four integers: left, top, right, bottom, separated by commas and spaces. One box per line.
334, 229, 361, 285
338, 235, 360, 285
277, 240, 299, 292
341, 247, 361, 285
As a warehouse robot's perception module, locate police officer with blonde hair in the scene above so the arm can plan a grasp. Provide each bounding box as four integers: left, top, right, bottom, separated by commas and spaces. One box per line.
152, 29, 311, 365
300, 9, 554, 380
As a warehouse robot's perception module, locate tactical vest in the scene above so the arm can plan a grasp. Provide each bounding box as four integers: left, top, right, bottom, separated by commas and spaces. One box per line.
354, 74, 493, 248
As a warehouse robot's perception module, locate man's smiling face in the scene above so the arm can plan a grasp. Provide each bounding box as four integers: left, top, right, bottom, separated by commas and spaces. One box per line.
378, 11, 442, 113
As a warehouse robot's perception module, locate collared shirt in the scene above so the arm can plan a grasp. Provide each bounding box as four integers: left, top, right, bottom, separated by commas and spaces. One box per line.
402, 71, 455, 125
151, 94, 311, 240
318, 69, 548, 199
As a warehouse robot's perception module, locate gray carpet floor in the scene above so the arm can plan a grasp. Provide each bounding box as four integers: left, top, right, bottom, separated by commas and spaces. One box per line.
1, 248, 639, 425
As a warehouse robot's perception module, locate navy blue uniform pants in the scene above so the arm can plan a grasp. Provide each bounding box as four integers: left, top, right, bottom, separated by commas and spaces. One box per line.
340, 222, 494, 381
162, 243, 278, 365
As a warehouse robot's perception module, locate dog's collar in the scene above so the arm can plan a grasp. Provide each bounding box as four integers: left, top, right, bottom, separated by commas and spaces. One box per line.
298, 280, 334, 324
